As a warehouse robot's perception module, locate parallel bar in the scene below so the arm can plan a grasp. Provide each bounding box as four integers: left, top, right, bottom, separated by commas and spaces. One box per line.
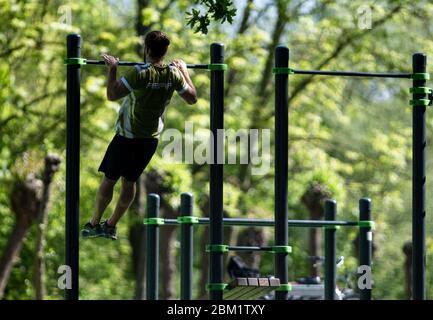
85, 59, 209, 69
359, 198, 372, 300
180, 193, 194, 300
65, 33, 80, 301
163, 218, 359, 227
324, 200, 337, 300
292, 69, 412, 79
287, 220, 358, 227
274, 45, 289, 300
412, 52, 427, 300
146, 194, 160, 300
209, 43, 225, 300
228, 246, 273, 252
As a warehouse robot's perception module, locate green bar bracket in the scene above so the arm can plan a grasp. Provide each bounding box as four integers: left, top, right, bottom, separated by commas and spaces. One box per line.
206, 244, 229, 253
324, 225, 340, 230
177, 216, 199, 224
207, 63, 228, 71
272, 67, 295, 75
358, 220, 375, 229
410, 86, 433, 106
64, 58, 87, 65
143, 217, 165, 225
412, 73, 430, 80
410, 99, 431, 107
275, 283, 292, 291
206, 283, 228, 291
410, 87, 432, 94
271, 245, 292, 253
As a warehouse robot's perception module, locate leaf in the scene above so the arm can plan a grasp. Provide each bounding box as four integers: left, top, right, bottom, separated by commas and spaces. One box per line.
185, 0, 236, 34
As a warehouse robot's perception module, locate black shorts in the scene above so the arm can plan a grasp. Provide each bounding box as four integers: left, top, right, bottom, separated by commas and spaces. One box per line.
98, 134, 158, 182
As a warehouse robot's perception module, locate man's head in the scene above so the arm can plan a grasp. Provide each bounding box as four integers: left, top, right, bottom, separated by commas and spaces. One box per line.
144, 31, 170, 60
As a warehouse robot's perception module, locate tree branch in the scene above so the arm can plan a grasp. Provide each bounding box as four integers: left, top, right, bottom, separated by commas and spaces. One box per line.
288, 4, 403, 106
0, 45, 26, 58
0, 89, 65, 132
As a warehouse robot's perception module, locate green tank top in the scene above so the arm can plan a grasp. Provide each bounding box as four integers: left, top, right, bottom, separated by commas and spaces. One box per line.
116, 63, 187, 138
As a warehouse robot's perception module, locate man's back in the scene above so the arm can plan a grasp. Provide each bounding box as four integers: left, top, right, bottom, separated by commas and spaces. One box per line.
116, 63, 187, 138
83, 30, 197, 242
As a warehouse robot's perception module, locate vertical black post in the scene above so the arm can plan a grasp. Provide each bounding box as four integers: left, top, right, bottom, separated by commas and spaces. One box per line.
146, 194, 160, 300
412, 52, 427, 300
324, 199, 337, 300
209, 43, 225, 300
274, 45, 289, 300
359, 198, 372, 300
65, 33, 80, 300
180, 193, 194, 300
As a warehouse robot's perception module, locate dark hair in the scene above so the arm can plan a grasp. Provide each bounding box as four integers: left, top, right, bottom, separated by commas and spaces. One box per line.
144, 31, 170, 59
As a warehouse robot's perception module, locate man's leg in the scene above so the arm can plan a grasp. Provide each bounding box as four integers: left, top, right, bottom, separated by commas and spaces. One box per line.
90, 176, 117, 225
107, 177, 136, 226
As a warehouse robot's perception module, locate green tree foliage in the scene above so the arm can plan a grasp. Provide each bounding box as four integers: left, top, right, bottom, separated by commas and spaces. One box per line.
186, 0, 237, 34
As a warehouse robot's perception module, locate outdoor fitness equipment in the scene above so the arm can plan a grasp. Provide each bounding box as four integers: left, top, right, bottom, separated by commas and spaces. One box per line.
65, 33, 226, 300
272, 46, 430, 300
65, 33, 430, 300
143, 192, 373, 300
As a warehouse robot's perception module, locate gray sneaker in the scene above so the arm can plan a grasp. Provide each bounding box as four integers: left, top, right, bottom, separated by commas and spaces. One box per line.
101, 221, 117, 240
81, 222, 103, 238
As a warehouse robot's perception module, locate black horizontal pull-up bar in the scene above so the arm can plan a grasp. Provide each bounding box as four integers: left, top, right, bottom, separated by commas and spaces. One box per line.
272, 66, 415, 79
292, 69, 413, 79
85, 59, 210, 69
65, 57, 227, 70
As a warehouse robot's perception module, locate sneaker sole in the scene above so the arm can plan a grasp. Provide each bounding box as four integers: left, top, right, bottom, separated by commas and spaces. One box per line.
81, 232, 104, 239
101, 233, 117, 240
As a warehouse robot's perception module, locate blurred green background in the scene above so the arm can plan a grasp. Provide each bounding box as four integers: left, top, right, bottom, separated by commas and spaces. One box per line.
1, 0, 433, 300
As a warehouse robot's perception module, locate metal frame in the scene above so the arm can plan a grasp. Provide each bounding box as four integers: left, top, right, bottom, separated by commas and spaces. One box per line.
275, 46, 428, 300
145, 193, 372, 301
66, 33, 426, 300
65, 33, 222, 300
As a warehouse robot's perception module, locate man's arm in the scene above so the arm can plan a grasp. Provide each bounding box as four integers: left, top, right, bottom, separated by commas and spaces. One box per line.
102, 54, 130, 101
172, 59, 197, 105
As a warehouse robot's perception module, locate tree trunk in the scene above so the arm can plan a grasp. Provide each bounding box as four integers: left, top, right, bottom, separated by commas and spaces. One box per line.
0, 223, 32, 299
135, 0, 151, 55
34, 215, 48, 299
128, 176, 148, 300
301, 183, 331, 277
0, 177, 42, 299
237, 0, 289, 195
237, 227, 266, 269
308, 230, 321, 277
34, 154, 61, 300
224, 0, 254, 97
402, 241, 412, 299
129, 222, 147, 299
